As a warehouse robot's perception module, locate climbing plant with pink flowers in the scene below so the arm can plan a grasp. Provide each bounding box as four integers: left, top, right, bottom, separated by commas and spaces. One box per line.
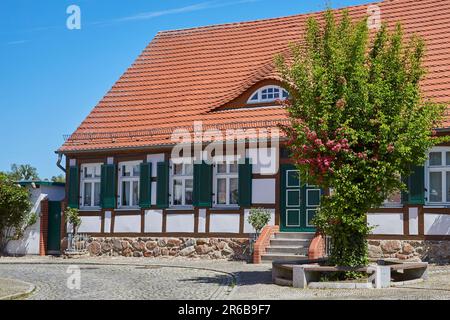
276, 10, 446, 270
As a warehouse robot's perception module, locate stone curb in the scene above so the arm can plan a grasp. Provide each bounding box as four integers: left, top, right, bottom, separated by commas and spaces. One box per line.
0, 278, 35, 300
0, 260, 236, 300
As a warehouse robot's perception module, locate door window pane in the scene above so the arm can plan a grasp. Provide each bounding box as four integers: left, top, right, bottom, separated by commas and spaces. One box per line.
94, 182, 101, 207
132, 181, 139, 206
429, 152, 442, 166
446, 152, 450, 166
185, 164, 193, 175
83, 183, 92, 206
173, 179, 183, 205
94, 166, 101, 178
217, 178, 227, 204
174, 164, 183, 175
132, 165, 140, 177
185, 179, 193, 205
122, 165, 131, 177
446, 172, 450, 203
230, 163, 238, 173
429, 172, 442, 202
122, 181, 130, 206
230, 178, 239, 205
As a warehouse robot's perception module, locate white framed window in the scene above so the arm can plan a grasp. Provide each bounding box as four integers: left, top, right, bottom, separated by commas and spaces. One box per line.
169, 161, 194, 207
118, 161, 142, 209
213, 161, 239, 207
425, 147, 450, 205
248, 85, 289, 104
80, 163, 102, 209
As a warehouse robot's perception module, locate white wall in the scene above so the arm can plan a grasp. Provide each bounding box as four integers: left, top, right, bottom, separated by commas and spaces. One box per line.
244, 209, 275, 234
209, 214, 240, 233
114, 215, 141, 233
367, 213, 404, 235
252, 179, 276, 204
75, 216, 102, 233
424, 213, 450, 235
409, 207, 419, 235
144, 210, 163, 233
198, 209, 207, 233
246, 147, 278, 175
6, 218, 41, 255
166, 214, 195, 233
104, 211, 112, 233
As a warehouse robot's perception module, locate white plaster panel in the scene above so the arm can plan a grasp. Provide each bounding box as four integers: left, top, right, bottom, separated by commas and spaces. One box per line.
77, 216, 102, 233
107, 157, 114, 165
209, 214, 240, 233
252, 179, 276, 204
244, 209, 275, 234
246, 147, 278, 175
6, 218, 40, 255
424, 213, 450, 235
151, 182, 157, 206
144, 210, 163, 233
104, 211, 112, 233
409, 207, 419, 235
69, 159, 77, 166
114, 215, 141, 233
146, 154, 166, 177
41, 186, 65, 202
367, 213, 403, 235
198, 209, 207, 233
166, 214, 195, 233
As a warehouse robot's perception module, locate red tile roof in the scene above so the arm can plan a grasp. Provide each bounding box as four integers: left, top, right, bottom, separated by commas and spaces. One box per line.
60, 0, 450, 153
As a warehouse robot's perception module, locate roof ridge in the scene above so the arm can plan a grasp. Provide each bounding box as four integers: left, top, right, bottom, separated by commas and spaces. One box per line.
156, 0, 383, 36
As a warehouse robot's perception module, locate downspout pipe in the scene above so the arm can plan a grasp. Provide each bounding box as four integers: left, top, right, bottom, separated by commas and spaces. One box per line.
56, 153, 66, 173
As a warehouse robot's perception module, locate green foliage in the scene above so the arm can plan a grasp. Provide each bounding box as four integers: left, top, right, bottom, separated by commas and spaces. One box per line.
277, 10, 446, 268
8, 164, 40, 181
0, 174, 33, 253
51, 175, 66, 183
64, 207, 81, 235
248, 208, 272, 234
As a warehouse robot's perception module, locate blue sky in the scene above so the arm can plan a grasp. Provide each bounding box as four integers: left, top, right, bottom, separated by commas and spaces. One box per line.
0, 0, 374, 179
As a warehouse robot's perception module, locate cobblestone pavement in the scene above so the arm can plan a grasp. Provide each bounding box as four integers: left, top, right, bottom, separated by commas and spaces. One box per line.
1, 256, 450, 300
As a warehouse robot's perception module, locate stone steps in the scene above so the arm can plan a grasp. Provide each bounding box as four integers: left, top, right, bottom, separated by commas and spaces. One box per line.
260, 232, 314, 264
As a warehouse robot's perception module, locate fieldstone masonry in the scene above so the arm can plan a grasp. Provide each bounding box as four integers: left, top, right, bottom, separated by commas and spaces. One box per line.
368, 240, 450, 263
79, 237, 250, 261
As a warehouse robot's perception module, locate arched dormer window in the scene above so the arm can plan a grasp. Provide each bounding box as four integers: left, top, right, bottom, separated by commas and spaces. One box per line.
248, 85, 289, 104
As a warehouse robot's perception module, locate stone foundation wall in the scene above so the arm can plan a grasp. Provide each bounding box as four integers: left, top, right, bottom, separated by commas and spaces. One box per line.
68, 237, 251, 261
368, 240, 450, 263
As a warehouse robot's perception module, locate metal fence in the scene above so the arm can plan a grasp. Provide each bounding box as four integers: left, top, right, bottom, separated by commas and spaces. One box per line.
66, 233, 89, 253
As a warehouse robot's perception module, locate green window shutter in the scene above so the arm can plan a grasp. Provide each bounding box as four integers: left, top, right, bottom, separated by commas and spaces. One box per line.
238, 158, 252, 207
407, 165, 425, 205
156, 162, 169, 209
68, 166, 79, 209
101, 164, 117, 209
139, 163, 152, 209
193, 162, 213, 208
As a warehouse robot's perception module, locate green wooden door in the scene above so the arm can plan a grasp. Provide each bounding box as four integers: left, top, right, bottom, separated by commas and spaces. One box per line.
47, 201, 61, 254
280, 164, 320, 232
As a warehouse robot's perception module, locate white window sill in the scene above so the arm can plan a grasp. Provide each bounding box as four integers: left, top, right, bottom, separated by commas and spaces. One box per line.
115, 207, 141, 211
167, 206, 194, 211
79, 207, 101, 212
211, 206, 240, 211
424, 204, 450, 208
381, 204, 403, 208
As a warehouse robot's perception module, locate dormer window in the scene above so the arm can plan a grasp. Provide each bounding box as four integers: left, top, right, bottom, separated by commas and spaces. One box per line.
248, 85, 289, 104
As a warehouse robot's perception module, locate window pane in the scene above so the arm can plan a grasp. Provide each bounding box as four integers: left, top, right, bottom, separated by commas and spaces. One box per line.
250, 93, 258, 101
94, 182, 101, 207
132, 165, 140, 177
122, 165, 131, 177
429, 172, 442, 202
446, 152, 450, 166
94, 166, 101, 178
173, 179, 183, 205
83, 183, 92, 206
185, 179, 193, 205
429, 152, 442, 166
84, 167, 93, 178
229, 163, 238, 173
132, 181, 139, 206
230, 178, 239, 205
217, 164, 227, 174
174, 164, 183, 176
122, 181, 130, 206
282, 90, 289, 98
185, 164, 193, 176
217, 178, 227, 205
